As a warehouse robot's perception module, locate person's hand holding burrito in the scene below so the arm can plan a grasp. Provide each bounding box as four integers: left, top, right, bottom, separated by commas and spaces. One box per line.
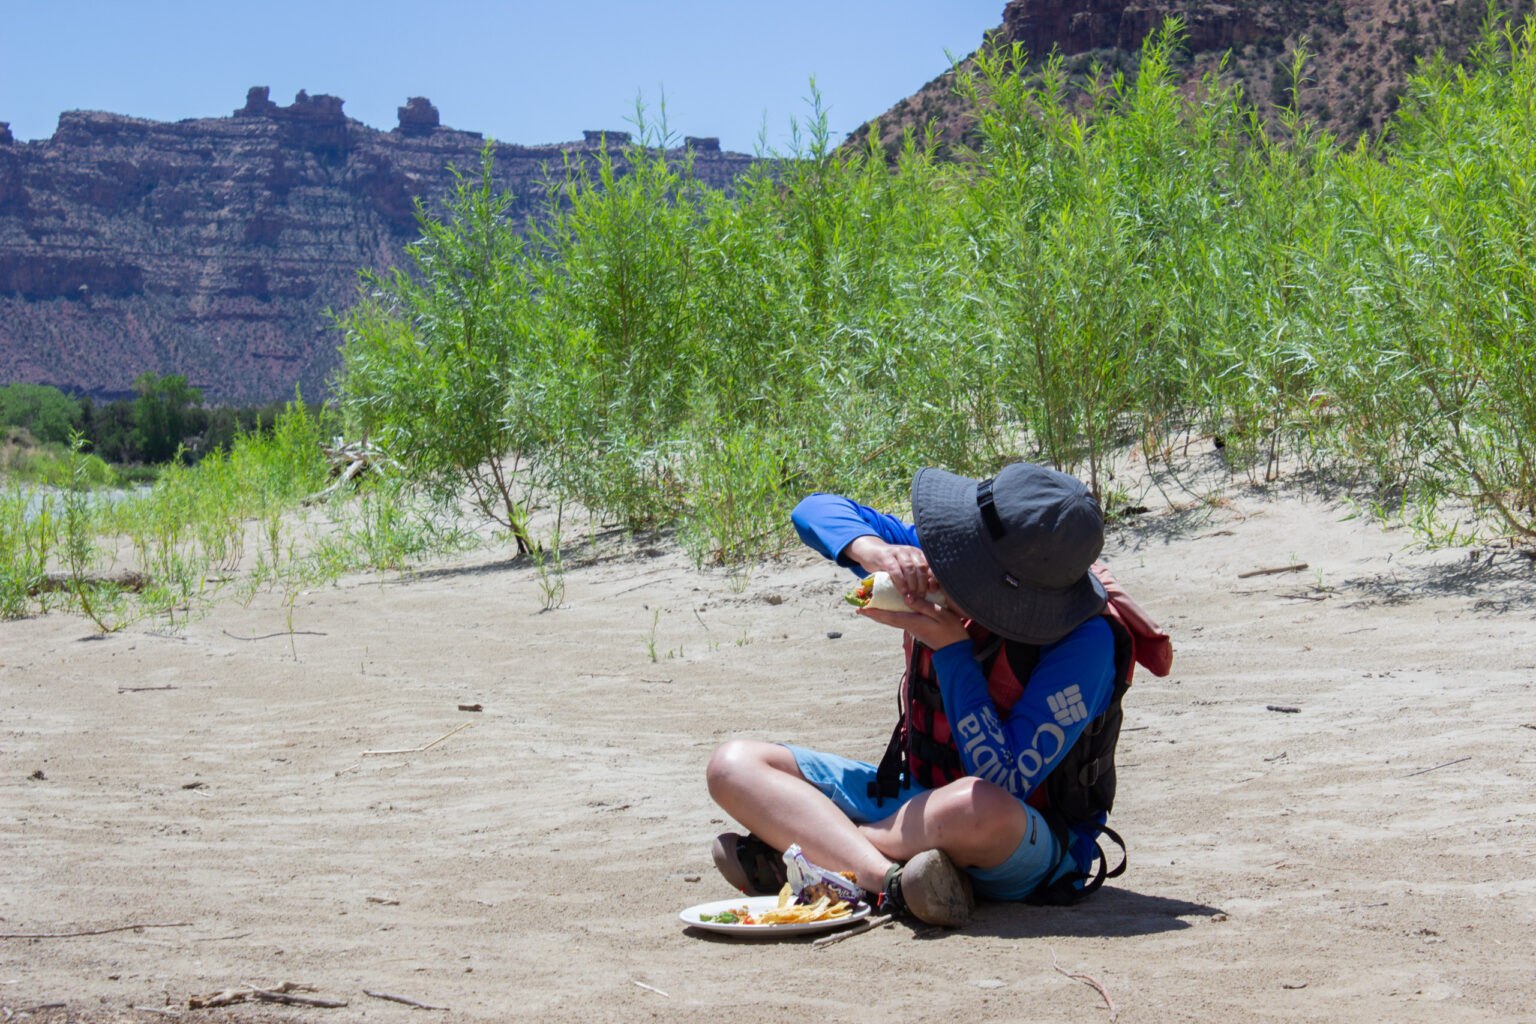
858, 591, 970, 650
842, 535, 939, 598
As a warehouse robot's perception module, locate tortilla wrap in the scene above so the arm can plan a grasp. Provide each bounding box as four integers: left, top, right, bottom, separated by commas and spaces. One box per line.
848, 571, 948, 611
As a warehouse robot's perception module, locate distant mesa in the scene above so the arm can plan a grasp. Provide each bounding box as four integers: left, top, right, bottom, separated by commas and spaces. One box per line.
396, 97, 439, 135
582, 130, 631, 146
237, 88, 450, 137
685, 136, 720, 153
235, 86, 347, 124
0, 122, 12, 145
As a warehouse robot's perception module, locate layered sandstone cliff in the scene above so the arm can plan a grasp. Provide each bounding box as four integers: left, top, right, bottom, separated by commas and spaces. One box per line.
847, 0, 1514, 157
0, 89, 752, 403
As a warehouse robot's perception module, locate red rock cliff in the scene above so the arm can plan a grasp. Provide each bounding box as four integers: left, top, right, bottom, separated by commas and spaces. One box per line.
0, 90, 757, 403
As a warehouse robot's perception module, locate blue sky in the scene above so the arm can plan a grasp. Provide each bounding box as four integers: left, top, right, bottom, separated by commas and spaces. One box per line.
2, 1, 1004, 153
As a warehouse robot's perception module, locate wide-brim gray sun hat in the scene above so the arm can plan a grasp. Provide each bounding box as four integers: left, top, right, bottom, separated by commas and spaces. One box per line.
911, 463, 1108, 645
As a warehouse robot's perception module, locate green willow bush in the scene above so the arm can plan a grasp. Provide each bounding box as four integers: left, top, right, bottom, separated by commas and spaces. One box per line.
338, 155, 542, 553
1334, 16, 1536, 537
330, 12, 1536, 563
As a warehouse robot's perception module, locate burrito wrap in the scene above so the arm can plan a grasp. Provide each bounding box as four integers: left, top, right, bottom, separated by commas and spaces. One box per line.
860, 570, 948, 612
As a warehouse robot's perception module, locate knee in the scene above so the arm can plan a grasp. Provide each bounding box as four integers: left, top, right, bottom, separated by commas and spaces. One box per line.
931, 777, 1023, 847
705, 739, 764, 799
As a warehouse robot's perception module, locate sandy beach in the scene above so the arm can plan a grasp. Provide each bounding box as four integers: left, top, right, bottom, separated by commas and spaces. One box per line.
5, 458, 1535, 1023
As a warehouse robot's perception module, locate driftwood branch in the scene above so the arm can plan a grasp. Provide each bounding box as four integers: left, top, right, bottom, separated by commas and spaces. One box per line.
0, 921, 190, 939
1051, 948, 1120, 1022
303, 436, 402, 505
189, 982, 347, 1010
365, 990, 450, 1010
28, 570, 149, 595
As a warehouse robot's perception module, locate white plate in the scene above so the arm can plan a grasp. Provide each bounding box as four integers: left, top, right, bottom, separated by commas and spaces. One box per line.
679, 894, 870, 936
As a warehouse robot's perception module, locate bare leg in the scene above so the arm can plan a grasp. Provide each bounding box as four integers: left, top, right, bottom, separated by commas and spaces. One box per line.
707, 739, 894, 891
859, 776, 1032, 869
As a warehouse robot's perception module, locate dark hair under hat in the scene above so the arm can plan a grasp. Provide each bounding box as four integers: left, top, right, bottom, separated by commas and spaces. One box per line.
911, 463, 1107, 644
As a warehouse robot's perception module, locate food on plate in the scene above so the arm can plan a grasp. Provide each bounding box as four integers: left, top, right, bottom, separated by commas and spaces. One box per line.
845, 571, 948, 612
698, 906, 756, 925
756, 883, 853, 925
694, 884, 857, 927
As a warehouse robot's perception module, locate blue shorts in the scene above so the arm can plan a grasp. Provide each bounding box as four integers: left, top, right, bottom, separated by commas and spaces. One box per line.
783, 744, 1068, 902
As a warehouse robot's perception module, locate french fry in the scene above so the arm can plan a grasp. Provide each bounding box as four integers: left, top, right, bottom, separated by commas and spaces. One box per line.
757, 895, 854, 925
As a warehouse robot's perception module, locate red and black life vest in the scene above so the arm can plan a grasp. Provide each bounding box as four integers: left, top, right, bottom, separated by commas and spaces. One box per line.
869, 562, 1171, 903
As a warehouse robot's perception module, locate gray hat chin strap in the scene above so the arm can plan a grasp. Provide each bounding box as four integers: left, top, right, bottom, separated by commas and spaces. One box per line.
976, 478, 1006, 540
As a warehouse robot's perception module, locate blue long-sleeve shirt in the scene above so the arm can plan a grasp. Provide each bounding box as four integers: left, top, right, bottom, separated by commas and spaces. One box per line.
793, 492, 1116, 874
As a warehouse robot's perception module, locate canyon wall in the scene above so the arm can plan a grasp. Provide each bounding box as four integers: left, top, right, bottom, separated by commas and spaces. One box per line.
0, 89, 751, 403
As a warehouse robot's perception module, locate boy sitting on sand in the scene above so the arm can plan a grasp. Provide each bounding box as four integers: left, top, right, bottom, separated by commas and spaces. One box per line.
706, 462, 1123, 926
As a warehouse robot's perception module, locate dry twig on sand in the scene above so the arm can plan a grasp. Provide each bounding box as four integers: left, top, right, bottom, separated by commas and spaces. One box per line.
362, 721, 472, 756
813, 914, 892, 947
1051, 948, 1119, 1021
222, 629, 328, 641
1237, 563, 1309, 578
630, 981, 669, 997
189, 982, 346, 1009
364, 990, 449, 1010
1397, 755, 1471, 778
0, 921, 190, 940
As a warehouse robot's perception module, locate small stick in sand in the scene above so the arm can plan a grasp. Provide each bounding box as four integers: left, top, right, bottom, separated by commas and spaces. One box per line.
1051, 948, 1119, 1022
0, 921, 191, 940
1266, 705, 1302, 714
631, 980, 669, 997
362, 721, 472, 756
222, 629, 328, 641
1237, 563, 1309, 578
813, 913, 892, 947
366, 896, 400, 905
1396, 755, 1471, 779
118, 685, 178, 693
364, 990, 449, 1010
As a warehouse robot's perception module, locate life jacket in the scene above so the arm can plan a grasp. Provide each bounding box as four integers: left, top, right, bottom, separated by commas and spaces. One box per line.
868, 561, 1172, 904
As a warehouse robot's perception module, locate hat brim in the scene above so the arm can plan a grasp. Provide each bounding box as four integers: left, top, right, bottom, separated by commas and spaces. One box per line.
911, 467, 1107, 645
